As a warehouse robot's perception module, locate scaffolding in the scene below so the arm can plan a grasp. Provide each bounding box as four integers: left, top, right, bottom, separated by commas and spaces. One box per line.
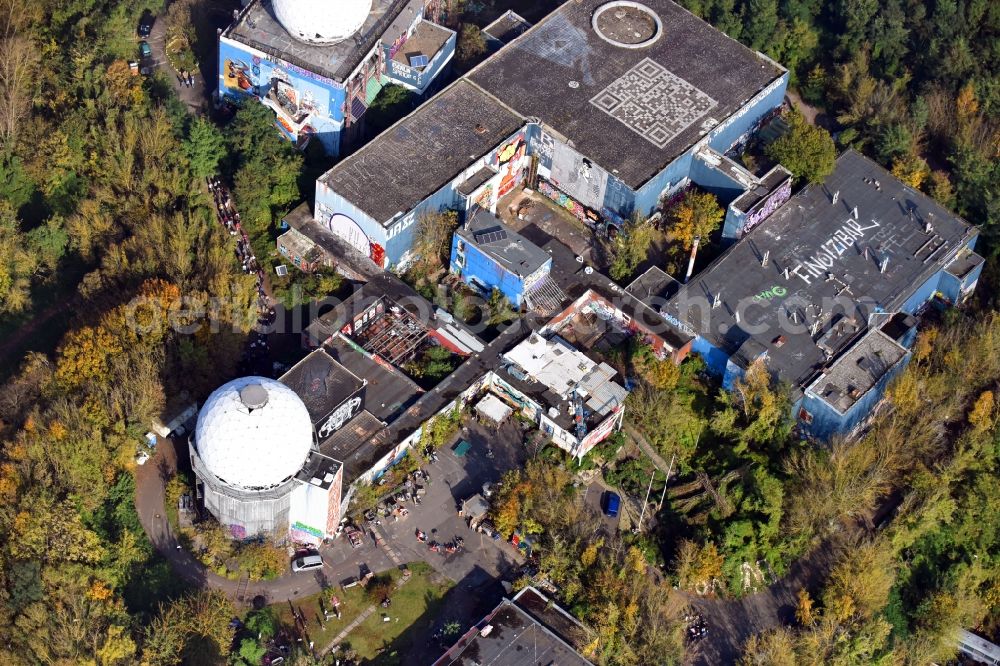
354, 302, 429, 366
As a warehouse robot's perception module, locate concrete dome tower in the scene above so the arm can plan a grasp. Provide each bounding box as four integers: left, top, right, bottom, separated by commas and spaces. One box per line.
190, 376, 316, 538
272, 0, 374, 45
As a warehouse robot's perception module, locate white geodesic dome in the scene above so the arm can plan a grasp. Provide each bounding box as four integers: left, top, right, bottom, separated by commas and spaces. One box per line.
272, 0, 373, 45
194, 377, 313, 490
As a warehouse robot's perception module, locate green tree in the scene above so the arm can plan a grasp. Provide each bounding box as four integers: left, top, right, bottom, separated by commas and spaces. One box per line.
185, 117, 226, 180
486, 288, 516, 325
608, 217, 655, 282
0, 205, 37, 313
456, 23, 486, 67
765, 111, 836, 184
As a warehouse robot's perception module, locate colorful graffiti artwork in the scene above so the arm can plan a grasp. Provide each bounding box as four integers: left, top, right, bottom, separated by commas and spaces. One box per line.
495, 134, 527, 198
538, 179, 602, 225
741, 177, 792, 237
475, 183, 494, 210
369, 242, 386, 267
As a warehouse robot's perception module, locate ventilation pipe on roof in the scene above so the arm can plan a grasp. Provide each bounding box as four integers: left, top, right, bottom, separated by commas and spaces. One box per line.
852, 206, 859, 219
831, 190, 839, 205
684, 236, 700, 283
879, 255, 890, 273
761, 250, 769, 267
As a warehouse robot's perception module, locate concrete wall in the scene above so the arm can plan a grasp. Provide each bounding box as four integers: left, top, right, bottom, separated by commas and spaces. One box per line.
314, 179, 390, 266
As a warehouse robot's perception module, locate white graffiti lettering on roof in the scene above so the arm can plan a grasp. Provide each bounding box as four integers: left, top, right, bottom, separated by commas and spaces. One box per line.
790, 219, 881, 285
317, 396, 362, 438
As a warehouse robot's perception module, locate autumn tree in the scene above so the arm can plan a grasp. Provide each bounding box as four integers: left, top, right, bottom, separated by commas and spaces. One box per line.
765, 110, 836, 184
413, 209, 459, 271
0, 204, 36, 313
0, 0, 37, 148
668, 189, 723, 250
607, 216, 655, 282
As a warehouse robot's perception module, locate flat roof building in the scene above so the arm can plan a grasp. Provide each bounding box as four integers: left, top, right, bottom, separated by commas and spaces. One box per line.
450, 209, 553, 307
434, 586, 593, 666
658, 151, 982, 438
311, 0, 789, 267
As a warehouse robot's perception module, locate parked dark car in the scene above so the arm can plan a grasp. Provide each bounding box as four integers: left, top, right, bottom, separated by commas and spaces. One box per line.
137, 11, 154, 38
601, 491, 621, 518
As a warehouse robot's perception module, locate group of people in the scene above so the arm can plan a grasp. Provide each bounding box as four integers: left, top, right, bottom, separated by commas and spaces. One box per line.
178, 70, 195, 88
207, 176, 275, 371
684, 613, 709, 641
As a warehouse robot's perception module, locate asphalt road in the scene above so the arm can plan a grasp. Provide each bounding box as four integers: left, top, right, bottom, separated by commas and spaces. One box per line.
133, 417, 528, 606
143, 10, 206, 113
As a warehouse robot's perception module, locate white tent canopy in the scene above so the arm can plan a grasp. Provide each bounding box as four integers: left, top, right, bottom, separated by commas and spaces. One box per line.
476, 393, 512, 423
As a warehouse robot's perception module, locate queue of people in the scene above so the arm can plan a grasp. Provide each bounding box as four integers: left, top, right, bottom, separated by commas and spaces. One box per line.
207, 176, 276, 371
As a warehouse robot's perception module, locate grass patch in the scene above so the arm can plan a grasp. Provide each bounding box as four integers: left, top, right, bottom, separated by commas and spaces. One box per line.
268, 561, 452, 660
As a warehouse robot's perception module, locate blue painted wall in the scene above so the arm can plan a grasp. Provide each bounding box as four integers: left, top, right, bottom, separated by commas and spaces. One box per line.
690, 335, 730, 377
219, 36, 347, 155
901, 268, 944, 314
690, 155, 749, 202
707, 71, 789, 156
449, 234, 551, 306
797, 347, 911, 440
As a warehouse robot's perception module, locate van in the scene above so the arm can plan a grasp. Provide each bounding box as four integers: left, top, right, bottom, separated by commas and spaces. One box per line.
291, 554, 323, 572
601, 491, 621, 518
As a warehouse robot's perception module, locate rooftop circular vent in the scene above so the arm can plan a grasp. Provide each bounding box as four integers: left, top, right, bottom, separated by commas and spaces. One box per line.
239, 383, 269, 410
592, 1, 662, 49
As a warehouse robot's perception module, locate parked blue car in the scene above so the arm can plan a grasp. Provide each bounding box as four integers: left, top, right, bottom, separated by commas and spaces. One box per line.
601, 491, 621, 518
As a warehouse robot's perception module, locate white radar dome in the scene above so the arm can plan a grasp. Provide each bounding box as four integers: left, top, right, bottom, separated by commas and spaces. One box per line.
195, 376, 314, 489
272, 0, 373, 45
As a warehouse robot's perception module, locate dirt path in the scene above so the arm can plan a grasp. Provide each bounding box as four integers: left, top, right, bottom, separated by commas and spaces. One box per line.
0, 297, 77, 369
623, 422, 673, 476
685, 536, 841, 665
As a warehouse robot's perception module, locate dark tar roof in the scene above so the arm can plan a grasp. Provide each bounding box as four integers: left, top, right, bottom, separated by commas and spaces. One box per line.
483, 10, 532, 44
627, 266, 680, 304
318, 410, 389, 484
732, 164, 792, 213
807, 329, 907, 413
457, 209, 551, 279
295, 451, 342, 490
280, 349, 365, 426
663, 150, 978, 390
224, 0, 418, 82
325, 335, 423, 423
468, 0, 784, 188
319, 79, 524, 223
434, 588, 592, 666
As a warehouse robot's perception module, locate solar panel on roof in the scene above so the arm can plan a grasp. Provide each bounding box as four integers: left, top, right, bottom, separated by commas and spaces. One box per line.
350, 96, 367, 120
475, 229, 508, 245
409, 53, 429, 68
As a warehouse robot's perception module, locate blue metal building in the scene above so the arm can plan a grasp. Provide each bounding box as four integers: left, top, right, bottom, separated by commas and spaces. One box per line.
449, 210, 552, 307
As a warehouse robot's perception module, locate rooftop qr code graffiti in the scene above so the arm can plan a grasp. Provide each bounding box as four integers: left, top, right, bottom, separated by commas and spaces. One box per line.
590, 58, 717, 149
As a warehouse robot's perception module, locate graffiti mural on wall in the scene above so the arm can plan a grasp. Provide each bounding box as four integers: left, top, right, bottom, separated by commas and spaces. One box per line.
538, 179, 602, 226
495, 134, 527, 198
475, 183, 494, 210
740, 177, 792, 237
326, 212, 386, 266
530, 130, 555, 169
